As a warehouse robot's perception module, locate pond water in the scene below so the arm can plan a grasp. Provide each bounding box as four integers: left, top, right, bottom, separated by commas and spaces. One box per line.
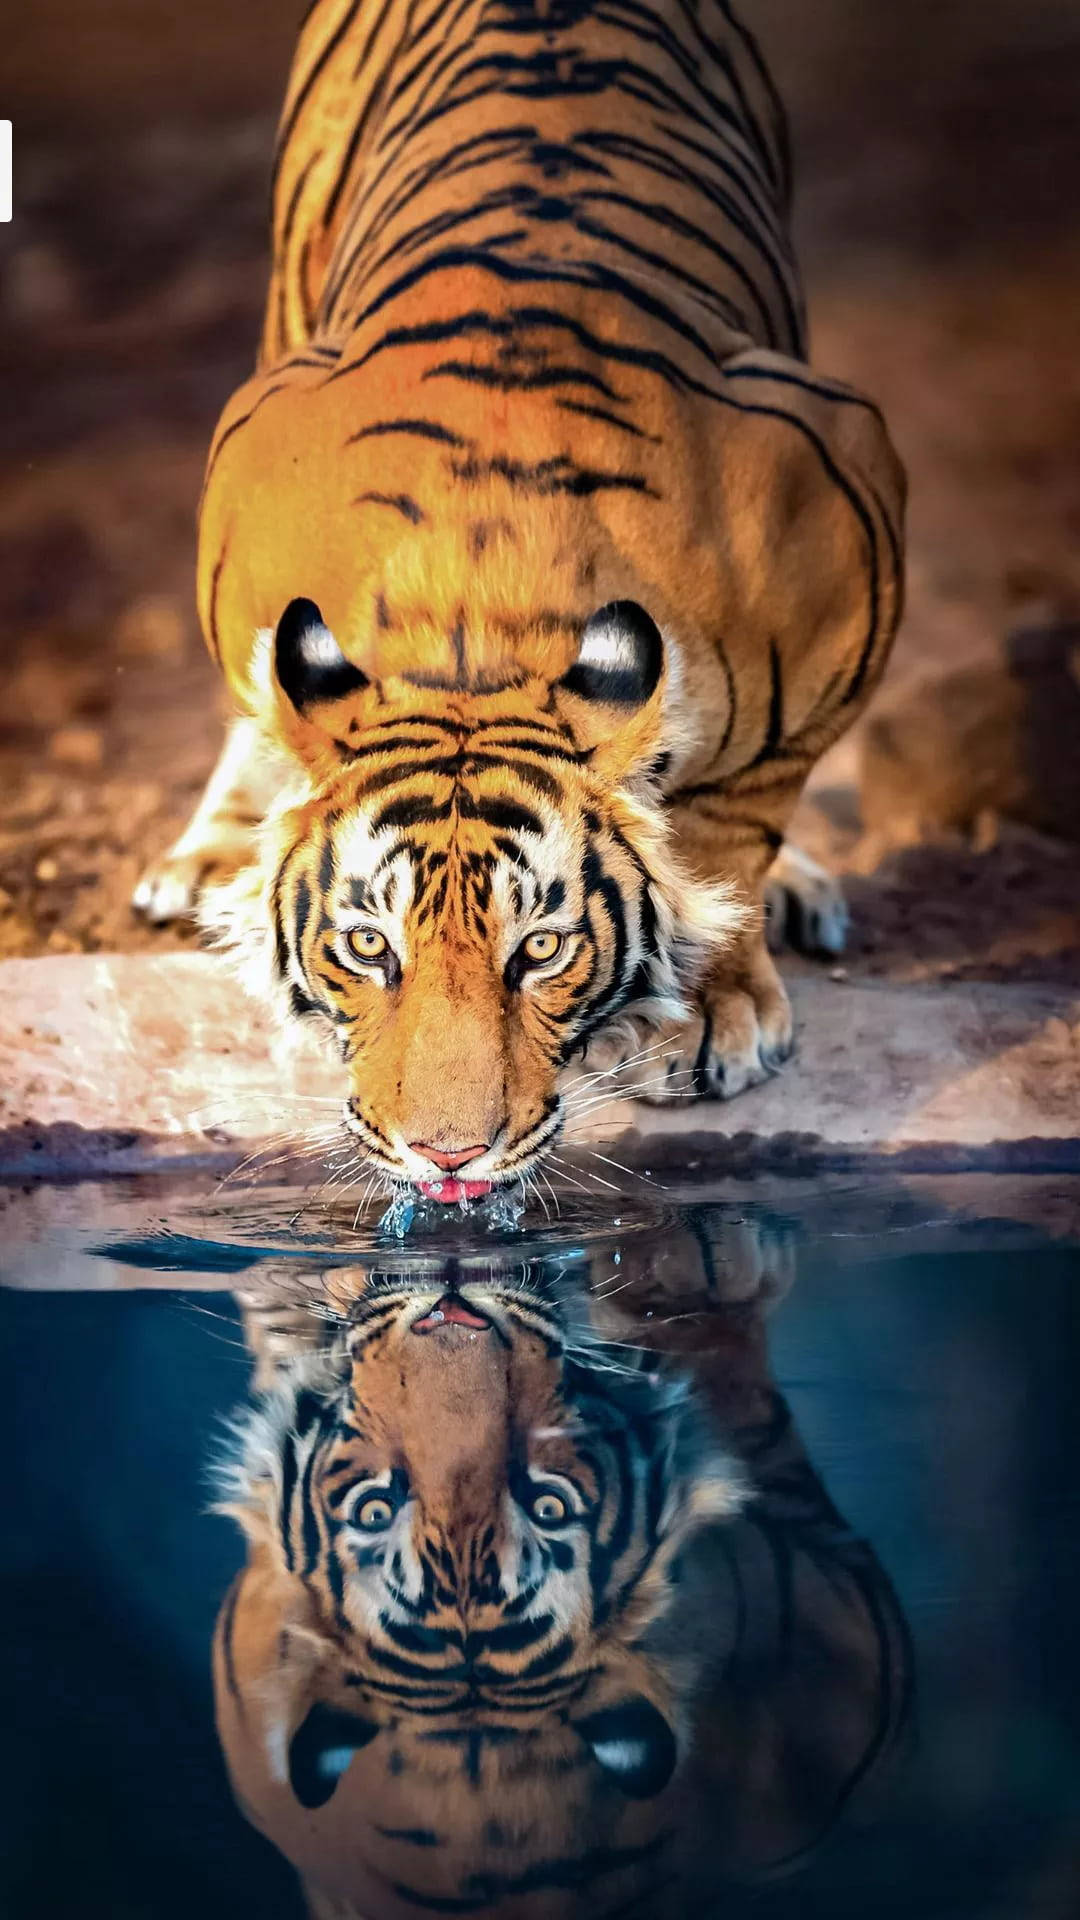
3, 1170, 1080, 1919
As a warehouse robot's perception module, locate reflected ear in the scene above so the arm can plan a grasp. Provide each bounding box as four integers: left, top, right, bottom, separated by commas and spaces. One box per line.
575, 1696, 678, 1799
559, 601, 663, 708
288, 1703, 380, 1808
274, 597, 368, 716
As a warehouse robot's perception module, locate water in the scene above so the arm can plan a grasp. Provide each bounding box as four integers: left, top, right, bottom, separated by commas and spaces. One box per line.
3, 1168, 1080, 1919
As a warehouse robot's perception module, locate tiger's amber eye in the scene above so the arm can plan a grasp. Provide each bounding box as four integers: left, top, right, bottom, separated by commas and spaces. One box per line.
530, 1489, 568, 1526
354, 1494, 394, 1531
347, 926, 388, 962
523, 931, 563, 966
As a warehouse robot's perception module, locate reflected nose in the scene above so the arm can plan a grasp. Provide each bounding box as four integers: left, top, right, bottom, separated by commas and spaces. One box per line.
409, 1141, 489, 1171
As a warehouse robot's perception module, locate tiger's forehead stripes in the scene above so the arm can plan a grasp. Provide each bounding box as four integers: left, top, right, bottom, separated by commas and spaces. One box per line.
325, 750, 583, 948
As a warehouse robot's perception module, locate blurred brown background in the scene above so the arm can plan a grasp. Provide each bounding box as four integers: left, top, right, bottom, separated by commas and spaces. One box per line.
2, 0, 1079, 977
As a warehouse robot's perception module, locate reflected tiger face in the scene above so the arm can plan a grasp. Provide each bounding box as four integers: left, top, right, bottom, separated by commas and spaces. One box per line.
206, 599, 741, 1197
215, 1253, 914, 1917
218, 1267, 742, 1821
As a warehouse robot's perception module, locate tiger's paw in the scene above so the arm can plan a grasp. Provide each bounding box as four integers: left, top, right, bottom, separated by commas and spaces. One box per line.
764, 842, 848, 958
132, 852, 203, 924
633, 950, 794, 1105
132, 845, 241, 925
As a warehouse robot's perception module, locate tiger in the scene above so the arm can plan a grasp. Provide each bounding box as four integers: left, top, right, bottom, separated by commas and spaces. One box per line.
134, 0, 905, 1199
214, 1247, 911, 1919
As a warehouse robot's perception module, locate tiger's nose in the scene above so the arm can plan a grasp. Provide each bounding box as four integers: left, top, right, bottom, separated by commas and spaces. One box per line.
409, 1142, 489, 1171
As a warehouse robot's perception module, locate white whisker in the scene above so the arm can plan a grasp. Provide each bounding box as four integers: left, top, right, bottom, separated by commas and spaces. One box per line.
577, 1147, 664, 1188
522, 1171, 550, 1222
537, 1161, 594, 1196
536, 1166, 562, 1220
564, 1080, 695, 1119
566, 1036, 685, 1089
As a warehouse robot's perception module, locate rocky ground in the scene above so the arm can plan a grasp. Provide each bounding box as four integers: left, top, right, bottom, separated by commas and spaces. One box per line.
2, 0, 1079, 981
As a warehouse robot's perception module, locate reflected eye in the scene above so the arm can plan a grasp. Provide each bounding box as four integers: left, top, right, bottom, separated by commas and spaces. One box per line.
529, 1487, 568, 1527
353, 1494, 395, 1532
347, 926, 388, 963
521, 931, 565, 968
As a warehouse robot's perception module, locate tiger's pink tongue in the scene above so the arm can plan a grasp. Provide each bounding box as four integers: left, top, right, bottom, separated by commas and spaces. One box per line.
418, 1177, 492, 1204
412, 1294, 491, 1334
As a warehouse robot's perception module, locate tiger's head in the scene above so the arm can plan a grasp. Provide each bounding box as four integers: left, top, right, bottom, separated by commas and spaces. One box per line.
215, 1264, 741, 1914
206, 593, 742, 1198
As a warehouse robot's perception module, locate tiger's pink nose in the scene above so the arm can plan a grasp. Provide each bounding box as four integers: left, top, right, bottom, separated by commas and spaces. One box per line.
409, 1142, 489, 1171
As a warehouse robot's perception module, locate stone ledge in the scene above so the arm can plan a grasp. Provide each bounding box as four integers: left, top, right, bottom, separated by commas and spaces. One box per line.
0, 953, 1078, 1180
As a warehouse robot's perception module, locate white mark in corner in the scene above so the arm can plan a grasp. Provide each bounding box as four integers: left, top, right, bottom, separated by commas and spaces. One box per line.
0, 123, 10, 223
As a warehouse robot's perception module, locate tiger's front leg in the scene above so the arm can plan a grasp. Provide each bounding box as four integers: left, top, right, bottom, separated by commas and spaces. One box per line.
132, 717, 271, 924
637, 771, 812, 1103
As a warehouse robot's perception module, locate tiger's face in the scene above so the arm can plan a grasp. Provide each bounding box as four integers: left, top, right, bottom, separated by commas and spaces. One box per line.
211, 598, 741, 1195
218, 1266, 741, 1840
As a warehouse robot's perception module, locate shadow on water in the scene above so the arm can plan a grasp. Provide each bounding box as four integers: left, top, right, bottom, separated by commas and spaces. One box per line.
3, 1171, 1080, 1917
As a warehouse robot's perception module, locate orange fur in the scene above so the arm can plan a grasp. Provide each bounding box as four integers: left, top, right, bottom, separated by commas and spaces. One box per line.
139, 0, 904, 1150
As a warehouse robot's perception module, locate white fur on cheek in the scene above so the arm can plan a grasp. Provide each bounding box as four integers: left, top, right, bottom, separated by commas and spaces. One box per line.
603, 789, 749, 1021
199, 859, 280, 1006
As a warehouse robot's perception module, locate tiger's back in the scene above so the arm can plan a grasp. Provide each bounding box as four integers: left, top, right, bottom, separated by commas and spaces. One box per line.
200, 0, 896, 794
263, 0, 801, 367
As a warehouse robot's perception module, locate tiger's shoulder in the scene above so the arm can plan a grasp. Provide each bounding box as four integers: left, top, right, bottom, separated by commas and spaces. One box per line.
198, 321, 903, 796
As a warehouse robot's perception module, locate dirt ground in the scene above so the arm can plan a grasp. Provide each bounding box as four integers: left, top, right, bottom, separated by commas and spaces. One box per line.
2, 0, 1079, 981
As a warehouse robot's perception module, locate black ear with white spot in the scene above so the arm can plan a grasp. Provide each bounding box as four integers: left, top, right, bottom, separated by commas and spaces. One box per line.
288, 1703, 380, 1809
559, 601, 663, 707
575, 1697, 678, 1799
275, 597, 368, 715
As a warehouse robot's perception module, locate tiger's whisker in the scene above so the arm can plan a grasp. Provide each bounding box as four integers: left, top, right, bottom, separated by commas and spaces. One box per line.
577, 1147, 664, 1188
544, 1152, 622, 1194
536, 1167, 562, 1219
566, 1039, 686, 1090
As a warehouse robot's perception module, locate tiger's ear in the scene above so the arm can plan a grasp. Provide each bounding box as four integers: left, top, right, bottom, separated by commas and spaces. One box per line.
554, 601, 667, 781
575, 1696, 678, 1799
560, 601, 663, 706
274, 598, 369, 717
288, 1702, 380, 1808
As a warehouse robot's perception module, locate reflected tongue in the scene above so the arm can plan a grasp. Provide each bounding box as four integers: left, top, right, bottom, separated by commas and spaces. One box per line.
418, 1177, 492, 1203
412, 1294, 491, 1334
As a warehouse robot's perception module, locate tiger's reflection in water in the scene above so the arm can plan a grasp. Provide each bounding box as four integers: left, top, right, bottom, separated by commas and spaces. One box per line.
214, 1223, 911, 1920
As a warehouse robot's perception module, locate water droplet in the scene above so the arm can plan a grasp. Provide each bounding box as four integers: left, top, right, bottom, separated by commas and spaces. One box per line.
378, 1189, 417, 1238
485, 1186, 526, 1233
